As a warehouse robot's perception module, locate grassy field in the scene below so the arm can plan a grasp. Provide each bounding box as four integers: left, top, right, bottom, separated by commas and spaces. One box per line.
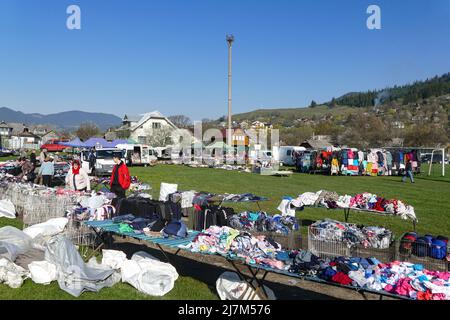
0, 162, 449, 299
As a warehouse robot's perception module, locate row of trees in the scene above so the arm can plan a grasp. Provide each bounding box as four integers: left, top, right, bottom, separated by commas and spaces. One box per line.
311, 72, 450, 108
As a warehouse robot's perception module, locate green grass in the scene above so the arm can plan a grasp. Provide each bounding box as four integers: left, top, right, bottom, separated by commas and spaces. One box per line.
1, 163, 449, 299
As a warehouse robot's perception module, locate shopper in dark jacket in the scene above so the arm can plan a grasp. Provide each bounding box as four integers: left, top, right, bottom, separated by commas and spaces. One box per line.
402, 160, 415, 183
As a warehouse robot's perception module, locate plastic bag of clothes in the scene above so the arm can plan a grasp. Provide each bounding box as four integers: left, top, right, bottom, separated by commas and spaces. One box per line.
28, 260, 57, 285
216, 271, 276, 300
121, 251, 178, 296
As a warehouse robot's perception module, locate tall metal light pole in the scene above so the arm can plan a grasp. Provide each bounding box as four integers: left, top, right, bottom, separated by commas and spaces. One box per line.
226, 34, 234, 146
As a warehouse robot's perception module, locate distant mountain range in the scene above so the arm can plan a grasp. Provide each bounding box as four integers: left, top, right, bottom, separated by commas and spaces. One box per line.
0, 107, 122, 131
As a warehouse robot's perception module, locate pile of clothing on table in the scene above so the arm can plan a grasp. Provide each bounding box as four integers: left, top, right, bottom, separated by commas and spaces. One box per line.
315, 256, 450, 300
181, 226, 286, 270
91, 176, 151, 194
110, 212, 188, 239
400, 232, 449, 260
309, 219, 393, 249
228, 211, 299, 236
278, 190, 417, 222
181, 226, 450, 300
192, 193, 267, 206
65, 193, 116, 222
190, 192, 268, 231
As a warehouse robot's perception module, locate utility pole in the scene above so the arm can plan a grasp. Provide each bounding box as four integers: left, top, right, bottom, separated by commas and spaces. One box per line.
226, 34, 234, 146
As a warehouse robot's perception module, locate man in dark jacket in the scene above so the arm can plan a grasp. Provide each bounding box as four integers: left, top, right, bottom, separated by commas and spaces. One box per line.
110, 154, 131, 199
402, 159, 415, 183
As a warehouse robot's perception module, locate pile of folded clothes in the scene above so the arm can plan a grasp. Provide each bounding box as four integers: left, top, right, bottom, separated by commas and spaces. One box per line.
309, 219, 393, 249
315, 256, 450, 300
181, 226, 450, 300
182, 226, 285, 270
280, 190, 417, 221
227, 211, 298, 235
111, 214, 188, 239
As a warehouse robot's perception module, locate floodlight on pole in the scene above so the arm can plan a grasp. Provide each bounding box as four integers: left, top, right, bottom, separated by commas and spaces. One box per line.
226, 34, 234, 147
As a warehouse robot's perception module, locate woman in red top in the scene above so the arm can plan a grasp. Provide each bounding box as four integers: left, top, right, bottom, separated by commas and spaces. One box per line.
110, 154, 131, 199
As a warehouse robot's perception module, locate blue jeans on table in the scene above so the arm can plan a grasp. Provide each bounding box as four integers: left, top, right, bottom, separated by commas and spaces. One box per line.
402, 170, 414, 183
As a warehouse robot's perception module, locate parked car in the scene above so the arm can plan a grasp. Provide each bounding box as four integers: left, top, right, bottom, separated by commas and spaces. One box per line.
40, 139, 70, 152
80, 148, 125, 176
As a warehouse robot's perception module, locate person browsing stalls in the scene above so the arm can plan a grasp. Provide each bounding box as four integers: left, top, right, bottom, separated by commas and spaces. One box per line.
65, 160, 91, 192
110, 153, 130, 199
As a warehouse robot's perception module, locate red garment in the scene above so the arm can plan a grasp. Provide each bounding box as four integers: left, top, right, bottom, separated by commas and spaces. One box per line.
373, 198, 385, 212
72, 160, 80, 175
110, 162, 131, 190
417, 290, 433, 300
331, 272, 353, 285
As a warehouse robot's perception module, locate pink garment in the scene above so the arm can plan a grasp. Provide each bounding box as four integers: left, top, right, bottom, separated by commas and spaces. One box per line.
394, 278, 413, 297
384, 284, 394, 292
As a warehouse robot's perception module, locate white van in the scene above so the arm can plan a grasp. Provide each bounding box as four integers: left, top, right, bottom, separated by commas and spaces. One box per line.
80, 148, 125, 176
277, 146, 306, 166
116, 144, 157, 166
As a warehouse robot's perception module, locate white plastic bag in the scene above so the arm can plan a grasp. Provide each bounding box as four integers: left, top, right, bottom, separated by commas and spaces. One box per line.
0, 199, 16, 219
121, 251, 178, 296
23, 217, 68, 239
101, 249, 127, 269
216, 271, 276, 300
159, 183, 178, 201
28, 260, 57, 285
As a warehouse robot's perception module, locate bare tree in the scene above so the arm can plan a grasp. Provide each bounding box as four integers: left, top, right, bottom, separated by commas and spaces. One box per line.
168, 115, 192, 128
145, 126, 173, 147
75, 122, 100, 141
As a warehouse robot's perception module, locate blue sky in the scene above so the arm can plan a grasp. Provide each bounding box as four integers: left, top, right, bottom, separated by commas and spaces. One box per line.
0, 0, 449, 121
